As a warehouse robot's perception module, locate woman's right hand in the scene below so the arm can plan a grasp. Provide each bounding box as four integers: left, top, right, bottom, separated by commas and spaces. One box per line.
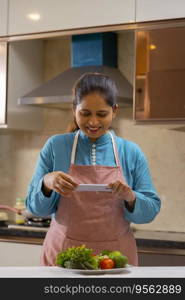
42, 171, 78, 197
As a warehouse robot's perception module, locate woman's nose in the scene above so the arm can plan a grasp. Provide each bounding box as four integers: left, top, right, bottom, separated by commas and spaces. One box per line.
88, 116, 99, 126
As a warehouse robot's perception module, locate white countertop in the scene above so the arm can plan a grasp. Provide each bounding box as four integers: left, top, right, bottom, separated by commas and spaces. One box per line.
0, 266, 184, 278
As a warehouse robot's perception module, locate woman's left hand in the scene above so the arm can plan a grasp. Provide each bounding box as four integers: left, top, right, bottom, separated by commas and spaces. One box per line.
108, 180, 136, 203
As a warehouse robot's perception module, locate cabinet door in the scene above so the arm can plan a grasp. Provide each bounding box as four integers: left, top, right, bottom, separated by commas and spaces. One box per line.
138, 252, 185, 266
0, 42, 7, 127
0, 0, 8, 36
135, 27, 185, 120
6, 39, 44, 130
136, 0, 185, 22
9, 0, 135, 35
0, 242, 42, 266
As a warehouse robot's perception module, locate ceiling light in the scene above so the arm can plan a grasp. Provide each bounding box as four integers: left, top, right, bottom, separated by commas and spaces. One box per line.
27, 13, 41, 21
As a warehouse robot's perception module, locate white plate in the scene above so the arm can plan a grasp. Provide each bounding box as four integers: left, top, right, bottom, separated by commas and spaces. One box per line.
76, 184, 112, 192
58, 265, 131, 275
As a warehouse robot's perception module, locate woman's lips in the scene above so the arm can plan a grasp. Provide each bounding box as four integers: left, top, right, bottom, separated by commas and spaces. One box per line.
86, 127, 101, 134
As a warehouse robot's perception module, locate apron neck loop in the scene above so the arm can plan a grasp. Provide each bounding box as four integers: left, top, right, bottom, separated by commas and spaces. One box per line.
71, 130, 80, 164
108, 131, 120, 167
71, 130, 120, 166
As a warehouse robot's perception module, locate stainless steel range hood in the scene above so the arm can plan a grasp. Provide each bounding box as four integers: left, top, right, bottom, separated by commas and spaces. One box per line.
18, 33, 133, 109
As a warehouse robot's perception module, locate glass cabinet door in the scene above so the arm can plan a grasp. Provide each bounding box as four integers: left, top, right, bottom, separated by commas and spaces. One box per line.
0, 42, 7, 127
135, 26, 185, 121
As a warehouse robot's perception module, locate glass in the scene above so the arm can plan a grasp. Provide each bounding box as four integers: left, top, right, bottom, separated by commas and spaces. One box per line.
135, 27, 185, 121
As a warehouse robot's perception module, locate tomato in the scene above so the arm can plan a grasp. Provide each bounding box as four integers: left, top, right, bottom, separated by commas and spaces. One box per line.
99, 258, 115, 269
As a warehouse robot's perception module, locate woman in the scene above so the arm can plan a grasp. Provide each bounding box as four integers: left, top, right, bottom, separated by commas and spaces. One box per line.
26, 73, 161, 266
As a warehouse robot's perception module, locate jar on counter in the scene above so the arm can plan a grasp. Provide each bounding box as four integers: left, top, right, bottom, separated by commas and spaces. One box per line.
14, 198, 25, 224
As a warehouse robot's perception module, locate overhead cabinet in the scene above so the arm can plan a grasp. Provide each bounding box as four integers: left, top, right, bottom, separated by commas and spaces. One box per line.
0, 42, 7, 126
136, 0, 185, 22
135, 26, 185, 121
5, 0, 185, 37
0, 0, 8, 36
8, 0, 135, 36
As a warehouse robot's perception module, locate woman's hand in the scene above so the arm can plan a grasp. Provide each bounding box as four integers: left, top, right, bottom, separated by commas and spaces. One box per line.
42, 171, 78, 197
108, 180, 136, 208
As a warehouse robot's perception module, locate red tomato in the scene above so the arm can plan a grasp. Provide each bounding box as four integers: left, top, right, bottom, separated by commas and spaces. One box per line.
99, 258, 115, 269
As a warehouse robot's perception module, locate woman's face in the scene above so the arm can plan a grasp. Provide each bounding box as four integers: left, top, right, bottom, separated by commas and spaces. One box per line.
74, 93, 118, 141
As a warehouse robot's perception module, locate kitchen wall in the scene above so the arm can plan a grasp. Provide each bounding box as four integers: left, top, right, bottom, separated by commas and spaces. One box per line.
0, 32, 184, 233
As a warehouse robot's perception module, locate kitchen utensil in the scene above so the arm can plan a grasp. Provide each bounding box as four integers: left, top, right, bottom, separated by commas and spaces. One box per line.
0, 205, 51, 227
0, 205, 50, 219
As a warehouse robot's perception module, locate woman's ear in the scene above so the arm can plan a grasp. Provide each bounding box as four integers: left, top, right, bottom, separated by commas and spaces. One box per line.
112, 104, 119, 118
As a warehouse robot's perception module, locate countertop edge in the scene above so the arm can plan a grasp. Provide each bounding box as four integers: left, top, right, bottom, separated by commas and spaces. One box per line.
0, 227, 185, 253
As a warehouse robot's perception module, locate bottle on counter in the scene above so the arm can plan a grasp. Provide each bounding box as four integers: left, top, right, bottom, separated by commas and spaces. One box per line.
14, 197, 25, 225
0, 212, 8, 227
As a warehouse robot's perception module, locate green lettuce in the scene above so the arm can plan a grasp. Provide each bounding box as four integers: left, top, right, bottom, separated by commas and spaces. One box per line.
55, 244, 99, 270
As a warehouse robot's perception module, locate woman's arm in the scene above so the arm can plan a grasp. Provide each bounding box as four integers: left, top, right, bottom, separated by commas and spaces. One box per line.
124, 146, 161, 224
25, 138, 60, 217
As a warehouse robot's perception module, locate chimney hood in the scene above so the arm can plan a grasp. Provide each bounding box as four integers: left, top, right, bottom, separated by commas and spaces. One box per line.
18, 33, 133, 109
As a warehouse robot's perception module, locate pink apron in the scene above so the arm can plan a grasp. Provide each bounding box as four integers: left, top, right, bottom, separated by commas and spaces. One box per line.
41, 130, 138, 266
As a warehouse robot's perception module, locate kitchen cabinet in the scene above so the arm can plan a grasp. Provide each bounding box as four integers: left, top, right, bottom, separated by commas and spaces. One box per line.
8, 0, 135, 36
136, 0, 185, 22
0, 241, 42, 266
0, 39, 44, 130
138, 249, 185, 266
135, 26, 185, 120
0, 0, 8, 36
0, 42, 7, 126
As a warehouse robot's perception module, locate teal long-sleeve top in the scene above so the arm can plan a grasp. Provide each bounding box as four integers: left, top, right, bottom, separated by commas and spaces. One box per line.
26, 130, 161, 224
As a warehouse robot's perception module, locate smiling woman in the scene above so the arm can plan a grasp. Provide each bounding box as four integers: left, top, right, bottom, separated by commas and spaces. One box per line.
68, 72, 118, 139
74, 93, 118, 141
25, 72, 161, 267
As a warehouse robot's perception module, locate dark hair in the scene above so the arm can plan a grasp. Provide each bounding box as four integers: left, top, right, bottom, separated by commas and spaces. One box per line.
66, 72, 118, 132
73, 72, 118, 108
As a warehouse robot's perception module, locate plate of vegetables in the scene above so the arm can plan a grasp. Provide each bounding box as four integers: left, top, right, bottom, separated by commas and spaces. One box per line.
56, 245, 131, 275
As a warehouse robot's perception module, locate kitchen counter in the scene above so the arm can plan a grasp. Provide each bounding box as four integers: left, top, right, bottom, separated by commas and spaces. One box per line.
0, 226, 184, 250
0, 224, 47, 239
135, 229, 185, 250
0, 226, 184, 267
0, 266, 184, 278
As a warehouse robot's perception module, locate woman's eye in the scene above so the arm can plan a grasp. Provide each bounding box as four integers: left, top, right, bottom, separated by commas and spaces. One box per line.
97, 113, 108, 117
80, 112, 90, 116
79, 111, 108, 117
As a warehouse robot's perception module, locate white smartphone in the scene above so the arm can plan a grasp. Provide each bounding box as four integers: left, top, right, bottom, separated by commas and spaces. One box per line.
76, 184, 112, 192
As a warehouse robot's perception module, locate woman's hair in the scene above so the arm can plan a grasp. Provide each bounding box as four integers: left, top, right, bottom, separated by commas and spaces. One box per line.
66, 72, 118, 132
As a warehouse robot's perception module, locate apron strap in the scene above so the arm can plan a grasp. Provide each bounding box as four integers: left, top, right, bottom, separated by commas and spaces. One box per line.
71, 130, 80, 164
108, 131, 120, 167
71, 130, 120, 166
